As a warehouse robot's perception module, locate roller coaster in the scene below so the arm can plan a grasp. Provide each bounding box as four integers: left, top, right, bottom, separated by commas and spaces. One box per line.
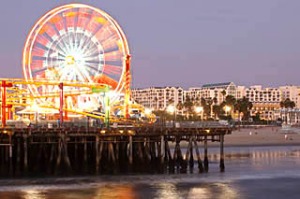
1, 77, 155, 128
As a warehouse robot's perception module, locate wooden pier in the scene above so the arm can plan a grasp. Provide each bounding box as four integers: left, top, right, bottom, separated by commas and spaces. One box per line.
0, 122, 232, 177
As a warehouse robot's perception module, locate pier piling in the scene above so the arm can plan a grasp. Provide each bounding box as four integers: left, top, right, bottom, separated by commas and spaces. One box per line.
204, 136, 209, 172
220, 134, 225, 172
0, 123, 232, 176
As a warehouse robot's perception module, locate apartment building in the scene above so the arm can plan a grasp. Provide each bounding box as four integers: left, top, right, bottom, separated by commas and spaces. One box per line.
132, 83, 300, 123
277, 86, 300, 124
279, 86, 300, 108
244, 85, 281, 120
185, 82, 239, 105
131, 86, 184, 110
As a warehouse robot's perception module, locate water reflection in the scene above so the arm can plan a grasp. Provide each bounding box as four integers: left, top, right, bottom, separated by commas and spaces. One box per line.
154, 183, 179, 199
23, 190, 45, 199
0, 146, 299, 199
187, 183, 239, 199
0, 181, 241, 199
187, 186, 211, 199
93, 184, 137, 199
153, 181, 239, 199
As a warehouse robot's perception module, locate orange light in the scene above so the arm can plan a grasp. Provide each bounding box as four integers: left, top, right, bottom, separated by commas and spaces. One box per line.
95, 17, 107, 24
64, 12, 77, 17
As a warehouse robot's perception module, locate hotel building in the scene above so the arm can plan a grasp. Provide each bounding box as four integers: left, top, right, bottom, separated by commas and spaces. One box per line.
132, 83, 300, 123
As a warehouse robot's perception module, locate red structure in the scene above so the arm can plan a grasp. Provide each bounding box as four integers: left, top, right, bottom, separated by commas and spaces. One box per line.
59, 82, 64, 127
1, 80, 13, 127
124, 54, 131, 119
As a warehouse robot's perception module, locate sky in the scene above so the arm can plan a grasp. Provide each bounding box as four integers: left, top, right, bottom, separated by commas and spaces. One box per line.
0, 0, 300, 89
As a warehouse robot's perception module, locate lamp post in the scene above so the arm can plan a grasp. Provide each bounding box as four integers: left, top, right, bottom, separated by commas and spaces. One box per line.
144, 108, 152, 122
224, 105, 231, 118
195, 106, 204, 121
167, 105, 176, 127
32, 102, 39, 126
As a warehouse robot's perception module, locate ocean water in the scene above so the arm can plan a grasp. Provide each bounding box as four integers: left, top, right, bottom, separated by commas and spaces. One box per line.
0, 145, 300, 199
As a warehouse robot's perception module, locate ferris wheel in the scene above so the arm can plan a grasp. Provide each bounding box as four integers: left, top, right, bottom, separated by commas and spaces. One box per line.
22, 4, 130, 111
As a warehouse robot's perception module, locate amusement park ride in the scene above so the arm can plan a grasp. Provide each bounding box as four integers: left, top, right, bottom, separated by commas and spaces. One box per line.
0, 4, 154, 128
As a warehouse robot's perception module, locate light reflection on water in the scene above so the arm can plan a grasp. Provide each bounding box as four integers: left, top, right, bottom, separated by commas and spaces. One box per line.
0, 182, 240, 199
93, 184, 137, 199
23, 190, 45, 199
154, 183, 180, 199
0, 145, 299, 199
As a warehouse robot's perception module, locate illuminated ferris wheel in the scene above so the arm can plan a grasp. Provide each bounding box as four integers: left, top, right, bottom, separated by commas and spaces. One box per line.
22, 4, 130, 111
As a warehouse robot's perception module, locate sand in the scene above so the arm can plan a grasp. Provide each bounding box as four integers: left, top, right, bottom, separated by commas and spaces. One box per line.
224, 126, 300, 147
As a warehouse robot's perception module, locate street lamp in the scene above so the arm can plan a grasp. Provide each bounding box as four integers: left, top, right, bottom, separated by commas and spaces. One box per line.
167, 105, 176, 127
195, 106, 204, 120
224, 105, 231, 116
32, 102, 39, 126
144, 108, 152, 115
144, 108, 152, 122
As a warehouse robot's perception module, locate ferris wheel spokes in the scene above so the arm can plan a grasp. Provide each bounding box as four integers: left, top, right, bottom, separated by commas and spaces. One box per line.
23, 4, 130, 111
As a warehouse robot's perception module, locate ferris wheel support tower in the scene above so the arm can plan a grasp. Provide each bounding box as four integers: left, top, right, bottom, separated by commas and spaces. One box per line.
124, 54, 131, 119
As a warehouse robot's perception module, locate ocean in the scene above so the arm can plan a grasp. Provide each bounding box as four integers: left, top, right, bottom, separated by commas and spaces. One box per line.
0, 145, 299, 199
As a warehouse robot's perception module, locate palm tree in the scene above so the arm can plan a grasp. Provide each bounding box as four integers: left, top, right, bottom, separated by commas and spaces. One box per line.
184, 96, 194, 119
211, 97, 218, 119
221, 90, 226, 103
168, 98, 174, 106
224, 95, 236, 107
154, 96, 158, 110
176, 102, 183, 111
219, 95, 237, 120
235, 97, 253, 121
176, 102, 183, 120
212, 105, 222, 120
201, 97, 213, 120
280, 98, 296, 124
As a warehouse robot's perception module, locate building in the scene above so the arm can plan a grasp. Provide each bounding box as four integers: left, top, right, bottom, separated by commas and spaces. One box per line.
132, 83, 300, 123
245, 85, 281, 120
279, 86, 300, 108
131, 86, 184, 111
277, 86, 300, 124
185, 82, 238, 105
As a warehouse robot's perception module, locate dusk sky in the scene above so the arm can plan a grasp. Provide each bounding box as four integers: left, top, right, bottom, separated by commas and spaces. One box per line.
1, 0, 300, 89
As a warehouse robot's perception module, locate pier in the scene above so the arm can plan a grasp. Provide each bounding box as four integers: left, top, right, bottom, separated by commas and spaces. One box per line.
0, 122, 232, 177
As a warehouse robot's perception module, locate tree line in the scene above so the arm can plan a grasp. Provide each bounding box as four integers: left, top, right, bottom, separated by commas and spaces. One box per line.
152, 94, 296, 122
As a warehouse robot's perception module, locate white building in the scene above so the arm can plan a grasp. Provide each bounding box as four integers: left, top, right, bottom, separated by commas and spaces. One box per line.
276, 86, 300, 124
132, 83, 300, 123
245, 85, 281, 120
185, 82, 238, 105
131, 86, 184, 111
279, 86, 300, 108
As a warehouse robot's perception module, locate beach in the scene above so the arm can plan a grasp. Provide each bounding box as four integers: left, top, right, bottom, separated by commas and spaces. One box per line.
224, 126, 300, 147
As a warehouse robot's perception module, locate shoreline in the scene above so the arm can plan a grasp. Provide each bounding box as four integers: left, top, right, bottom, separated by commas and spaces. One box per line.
222, 126, 300, 147
168, 126, 300, 148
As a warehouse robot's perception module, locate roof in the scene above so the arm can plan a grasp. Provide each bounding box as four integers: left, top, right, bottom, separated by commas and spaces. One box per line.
202, 82, 233, 88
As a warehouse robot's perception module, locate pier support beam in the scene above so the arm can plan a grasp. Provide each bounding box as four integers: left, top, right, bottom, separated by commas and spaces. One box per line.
160, 135, 165, 164
4, 125, 232, 175
194, 138, 204, 173
204, 136, 209, 172
83, 137, 87, 171
23, 135, 28, 173
220, 134, 225, 172
95, 136, 99, 174
128, 136, 133, 166
9, 132, 13, 176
